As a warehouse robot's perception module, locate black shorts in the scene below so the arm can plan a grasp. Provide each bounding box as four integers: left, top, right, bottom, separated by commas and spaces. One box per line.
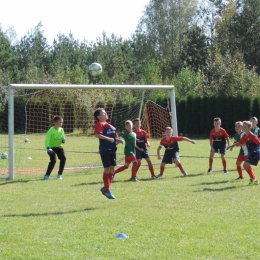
136, 149, 149, 160
100, 149, 116, 168
212, 144, 226, 155
246, 151, 260, 166
162, 151, 179, 164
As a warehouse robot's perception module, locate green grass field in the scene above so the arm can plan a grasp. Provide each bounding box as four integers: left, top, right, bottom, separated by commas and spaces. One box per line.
1, 137, 260, 259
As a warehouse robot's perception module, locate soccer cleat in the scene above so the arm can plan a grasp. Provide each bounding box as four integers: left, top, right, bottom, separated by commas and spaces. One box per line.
57, 174, 62, 180
235, 176, 244, 180
182, 170, 188, 177
129, 177, 139, 182
156, 174, 163, 178
44, 175, 51, 180
224, 169, 229, 173
100, 187, 116, 199
151, 175, 158, 179
207, 168, 213, 173
249, 179, 259, 185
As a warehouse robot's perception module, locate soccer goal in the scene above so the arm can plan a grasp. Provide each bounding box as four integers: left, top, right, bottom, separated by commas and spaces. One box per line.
1, 84, 177, 180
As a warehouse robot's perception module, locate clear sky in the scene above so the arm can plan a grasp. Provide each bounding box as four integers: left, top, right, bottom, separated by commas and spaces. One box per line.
0, 0, 150, 44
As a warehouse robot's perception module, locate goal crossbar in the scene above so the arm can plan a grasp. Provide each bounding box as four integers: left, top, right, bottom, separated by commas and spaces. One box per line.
7, 84, 178, 180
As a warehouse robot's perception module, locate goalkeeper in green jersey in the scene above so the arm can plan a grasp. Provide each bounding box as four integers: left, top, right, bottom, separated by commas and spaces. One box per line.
44, 116, 66, 180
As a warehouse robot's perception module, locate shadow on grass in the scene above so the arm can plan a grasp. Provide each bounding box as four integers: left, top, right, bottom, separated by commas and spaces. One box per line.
174, 173, 204, 178
0, 207, 95, 218
0, 179, 31, 186
202, 186, 237, 192
73, 181, 103, 186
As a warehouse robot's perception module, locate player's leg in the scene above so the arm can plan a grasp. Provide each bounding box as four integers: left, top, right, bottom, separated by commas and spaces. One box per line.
220, 151, 228, 173
129, 155, 138, 180
114, 159, 130, 174
174, 157, 187, 176
55, 147, 66, 179
235, 155, 244, 179
244, 157, 259, 185
208, 148, 215, 173
144, 157, 156, 178
100, 151, 115, 199
44, 149, 57, 179
157, 162, 167, 178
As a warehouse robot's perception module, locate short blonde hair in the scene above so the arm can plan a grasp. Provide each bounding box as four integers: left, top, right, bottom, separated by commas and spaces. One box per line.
250, 116, 258, 122
243, 121, 252, 128
125, 120, 133, 126
165, 126, 173, 132
235, 121, 243, 126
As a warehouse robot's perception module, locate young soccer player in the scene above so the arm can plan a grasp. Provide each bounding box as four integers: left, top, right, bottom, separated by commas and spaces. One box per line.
133, 118, 156, 179
208, 117, 230, 173
94, 108, 123, 199
44, 115, 66, 180
157, 127, 196, 178
250, 117, 260, 137
227, 121, 260, 185
114, 120, 139, 181
229, 121, 248, 179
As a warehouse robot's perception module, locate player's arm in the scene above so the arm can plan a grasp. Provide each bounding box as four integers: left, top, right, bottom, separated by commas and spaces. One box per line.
182, 137, 196, 144
227, 141, 240, 150
144, 132, 151, 147
45, 130, 52, 148
226, 137, 230, 147
157, 145, 162, 159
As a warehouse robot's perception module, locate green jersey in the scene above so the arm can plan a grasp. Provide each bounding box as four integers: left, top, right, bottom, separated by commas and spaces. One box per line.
234, 132, 248, 156
45, 126, 65, 148
251, 127, 260, 138
122, 131, 136, 156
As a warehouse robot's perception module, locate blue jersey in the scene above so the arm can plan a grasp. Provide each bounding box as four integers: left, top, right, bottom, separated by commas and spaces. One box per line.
95, 121, 117, 154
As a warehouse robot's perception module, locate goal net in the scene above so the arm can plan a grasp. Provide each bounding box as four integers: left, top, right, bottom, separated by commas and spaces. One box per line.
1, 84, 177, 180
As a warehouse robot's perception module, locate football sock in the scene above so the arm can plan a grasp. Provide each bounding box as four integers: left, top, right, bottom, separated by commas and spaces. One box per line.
114, 165, 128, 174
108, 173, 114, 187
209, 158, 213, 168
246, 165, 256, 179
148, 164, 155, 176
160, 166, 165, 175
177, 163, 184, 172
103, 172, 110, 192
131, 161, 138, 178
237, 165, 244, 178
222, 159, 227, 170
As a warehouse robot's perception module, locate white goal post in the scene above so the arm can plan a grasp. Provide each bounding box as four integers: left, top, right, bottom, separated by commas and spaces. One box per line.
7, 84, 178, 180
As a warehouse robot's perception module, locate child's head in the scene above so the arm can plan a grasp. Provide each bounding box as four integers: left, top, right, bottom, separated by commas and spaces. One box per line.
133, 118, 141, 129
125, 120, 133, 132
213, 117, 221, 128
165, 126, 173, 137
235, 121, 243, 133
53, 115, 63, 127
250, 117, 258, 127
243, 121, 252, 132
94, 108, 108, 121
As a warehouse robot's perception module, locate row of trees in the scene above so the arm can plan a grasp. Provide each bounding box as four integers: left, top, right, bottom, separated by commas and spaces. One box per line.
0, 0, 259, 99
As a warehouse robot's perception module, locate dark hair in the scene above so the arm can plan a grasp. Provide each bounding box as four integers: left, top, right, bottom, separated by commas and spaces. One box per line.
53, 115, 62, 122
214, 117, 221, 122
94, 108, 104, 121
133, 118, 141, 124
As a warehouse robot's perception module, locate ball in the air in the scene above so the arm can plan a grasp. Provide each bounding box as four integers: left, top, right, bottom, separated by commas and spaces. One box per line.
89, 62, 102, 77
24, 138, 29, 143
1, 152, 8, 159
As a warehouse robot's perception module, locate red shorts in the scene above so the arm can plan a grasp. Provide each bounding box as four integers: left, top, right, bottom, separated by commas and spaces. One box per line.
125, 154, 137, 164
236, 155, 248, 163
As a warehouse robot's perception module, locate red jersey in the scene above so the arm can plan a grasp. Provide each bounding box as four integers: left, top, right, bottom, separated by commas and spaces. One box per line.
95, 121, 118, 154
160, 136, 183, 149
239, 132, 260, 155
133, 129, 148, 150
209, 127, 229, 145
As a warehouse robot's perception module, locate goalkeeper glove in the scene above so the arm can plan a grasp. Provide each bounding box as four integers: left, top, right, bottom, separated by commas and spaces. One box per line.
47, 148, 54, 155
61, 138, 66, 143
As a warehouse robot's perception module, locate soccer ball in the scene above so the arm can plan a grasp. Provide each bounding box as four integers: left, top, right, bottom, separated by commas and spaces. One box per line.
24, 138, 29, 143
1, 152, 8, 159
89, 62, 102, 77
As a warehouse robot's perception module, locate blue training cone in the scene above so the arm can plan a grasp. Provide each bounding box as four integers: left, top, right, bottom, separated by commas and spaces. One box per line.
116, 233, 128, 239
